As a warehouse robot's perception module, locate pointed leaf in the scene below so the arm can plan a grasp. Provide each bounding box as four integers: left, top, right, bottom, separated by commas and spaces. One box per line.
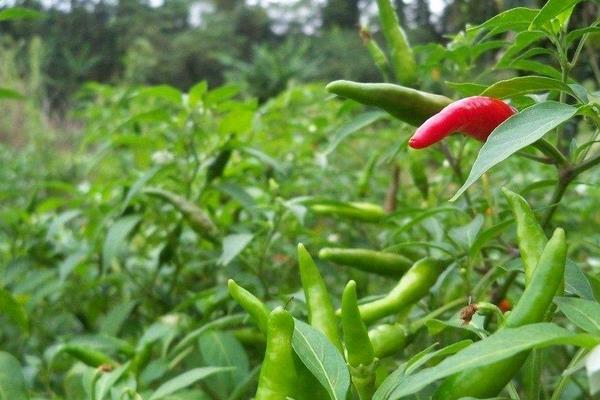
451, 102, 578, 201
292, 320, 350, 400
148, 367, 232, 400
374, 323, 598, 400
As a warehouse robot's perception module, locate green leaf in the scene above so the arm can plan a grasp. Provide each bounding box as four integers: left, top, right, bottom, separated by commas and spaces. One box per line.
148, 367, 232, 400
405, 340, 473, 375
323, 111, 387, 156
497, 31, 545, 67
481, 76, 574, 99
240, 147, 285, 174
374, 323, 598, 400
218, 233, 253, 266
138, 85, 182, 104
94, 362, 131, 400
0, 287, 28, 333
530, 0, 583, 29
121, 166, 161, 213
0, 352, 29, 400
0, 87, 24, 100
0, 7, 42, 21
469, 219, 513, 259
198, 331, 249, 399
507, 59, 563, 79
448, 214, 484, 250
469, 8, 539, 34
566, 26, 600, 46
451, 102, 578, 201
554, 297, 600, 336
102, 215, 142, 270
99, 301, 137, 337
292, 320, 350, 400
445, 82, 487, 97
565, 260, 596, 300
168, 315, 247, 357
375, 340, 473, 400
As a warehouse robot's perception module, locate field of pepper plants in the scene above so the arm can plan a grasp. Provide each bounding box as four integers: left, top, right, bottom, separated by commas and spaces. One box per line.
1, 0, 600, 399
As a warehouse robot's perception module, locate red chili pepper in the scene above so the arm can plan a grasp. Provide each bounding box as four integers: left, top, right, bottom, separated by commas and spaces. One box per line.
498, 298, 512, 313
408, 96, 516, 149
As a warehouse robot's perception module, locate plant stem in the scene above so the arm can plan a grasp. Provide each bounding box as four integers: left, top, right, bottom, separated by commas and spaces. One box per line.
532, 139, 569, 167
571, 151, 600, 176
543, 151, 600, 227
541, 170, 572, 228
409, 297, 466, 332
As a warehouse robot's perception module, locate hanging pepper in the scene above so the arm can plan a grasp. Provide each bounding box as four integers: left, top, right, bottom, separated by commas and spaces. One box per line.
368, 323, 408, 358
326, 80, 452, 127
375, 0, 417, 85
342, 281, 377, 400
255, 307, 299, 400
501, 187, 547, 283
228, 279, 270, 335
319, 247, 413, 278
408, 96, 516, 149
298, 244, 343, 351
357, 258, 447, 324
309, 201, 386, 223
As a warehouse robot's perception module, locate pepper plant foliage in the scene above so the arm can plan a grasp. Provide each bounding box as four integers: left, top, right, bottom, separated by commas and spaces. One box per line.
2, 0, 600, 399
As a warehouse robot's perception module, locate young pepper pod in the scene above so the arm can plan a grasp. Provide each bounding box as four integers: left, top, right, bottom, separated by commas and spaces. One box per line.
319, 247, 413, 278
309, 201, 386, 223
357, 258, 447, 324
298, 243, 343, 351
408, 96, 516, 149
368, 323, 408, 358
326, 80, 452, 127
433, 228, 567, 399
342, 281, 377, 400
255, 307, 299, 400
501, 187, 547, 283
375, 0, 417, 85
228, 279, 270, 335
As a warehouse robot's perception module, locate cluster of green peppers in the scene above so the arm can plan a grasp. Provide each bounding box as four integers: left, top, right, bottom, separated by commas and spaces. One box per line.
226, 187, 567, 399
228, 242, 448, 400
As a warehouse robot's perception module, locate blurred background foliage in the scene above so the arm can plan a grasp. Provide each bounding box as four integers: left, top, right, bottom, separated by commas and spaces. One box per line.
1, 0, 550, 112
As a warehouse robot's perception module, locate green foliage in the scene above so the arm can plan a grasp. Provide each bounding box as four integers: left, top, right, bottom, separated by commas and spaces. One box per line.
1, 1, 600, 400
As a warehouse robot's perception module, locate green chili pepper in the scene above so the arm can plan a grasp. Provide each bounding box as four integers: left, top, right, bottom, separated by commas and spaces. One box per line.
319, 247, 413, 278
342, 281, 377, 400
433, 228, 567, 399
129, 343, 153, 378
298, 244, 343, 351
375, 0, 417, 85
228, 279, 327, 400
368, 323, 408, 358
59, 344, 116, 368
233, 327, 266, 347
144, 187, 220, 243
357, 258, 447, 324
502, 187, 547, 283
310, 201, 386, 223
228, 279, 270, 335
326, 81, 452, 127
255, 307, 298, 400
359, 26, 390, 81
206, 148, 232, 184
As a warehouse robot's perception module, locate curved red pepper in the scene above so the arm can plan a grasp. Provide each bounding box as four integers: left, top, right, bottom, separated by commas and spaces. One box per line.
408, 96, 516, 149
